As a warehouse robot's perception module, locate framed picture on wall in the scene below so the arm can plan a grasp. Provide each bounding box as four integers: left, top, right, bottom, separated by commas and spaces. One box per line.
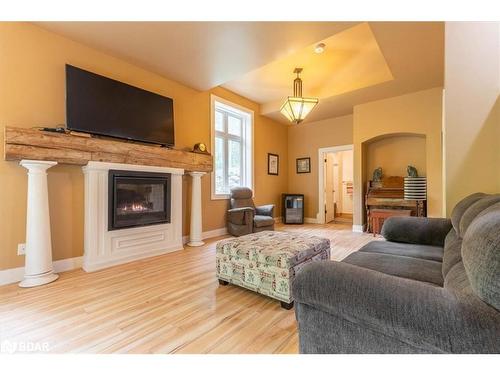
268, 153, 279, 175
296, 157, 311, 174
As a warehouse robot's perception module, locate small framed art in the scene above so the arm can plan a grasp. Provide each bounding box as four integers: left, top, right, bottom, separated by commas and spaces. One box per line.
296, 157, 311, 174
268, 153, 279, 175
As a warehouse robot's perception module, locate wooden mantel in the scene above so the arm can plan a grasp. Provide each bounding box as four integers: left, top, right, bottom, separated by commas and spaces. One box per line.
4, 126, 213, 172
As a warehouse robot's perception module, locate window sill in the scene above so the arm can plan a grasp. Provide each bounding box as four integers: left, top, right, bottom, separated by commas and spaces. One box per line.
211, 194, 230, 200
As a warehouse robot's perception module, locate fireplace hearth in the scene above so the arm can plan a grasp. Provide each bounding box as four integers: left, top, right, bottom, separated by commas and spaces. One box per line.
108, 170, 171, 230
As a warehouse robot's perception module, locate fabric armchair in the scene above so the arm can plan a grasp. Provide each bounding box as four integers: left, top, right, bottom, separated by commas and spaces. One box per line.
227, 187, 275, 236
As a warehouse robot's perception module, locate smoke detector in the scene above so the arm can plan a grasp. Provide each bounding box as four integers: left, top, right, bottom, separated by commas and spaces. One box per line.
314, 43, 326, 54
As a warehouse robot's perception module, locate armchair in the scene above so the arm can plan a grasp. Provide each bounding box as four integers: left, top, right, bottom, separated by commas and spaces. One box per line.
227, 187, 275, 236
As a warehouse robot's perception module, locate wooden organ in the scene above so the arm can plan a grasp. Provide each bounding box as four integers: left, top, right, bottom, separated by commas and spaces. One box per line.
365, 176, 426, 233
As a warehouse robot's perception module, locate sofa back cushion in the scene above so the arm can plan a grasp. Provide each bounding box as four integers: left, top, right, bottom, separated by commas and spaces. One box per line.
459, 195, 500, 235
462, 202, 500, 310
443, 193, 500, 280
443, 230, 463, 278
443, 193, 486, 278
451, 192, 487, 238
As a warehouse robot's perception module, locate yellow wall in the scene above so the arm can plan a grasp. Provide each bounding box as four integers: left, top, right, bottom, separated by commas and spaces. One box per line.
365, 134, 426, 181
0, 22, 288, 270
287, 115, 353, 219
353, 87, 444, 226
444, 22, 500, 215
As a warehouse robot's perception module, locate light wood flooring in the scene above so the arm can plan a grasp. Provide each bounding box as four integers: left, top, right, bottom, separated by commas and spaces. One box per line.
329, 213, 353, 225
0, 223, 376, 354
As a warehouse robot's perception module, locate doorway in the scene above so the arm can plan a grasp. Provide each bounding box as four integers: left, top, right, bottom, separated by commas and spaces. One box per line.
318, 145, 354, 224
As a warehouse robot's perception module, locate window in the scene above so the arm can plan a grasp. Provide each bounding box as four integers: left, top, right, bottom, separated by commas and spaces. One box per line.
211, 95, 253, 199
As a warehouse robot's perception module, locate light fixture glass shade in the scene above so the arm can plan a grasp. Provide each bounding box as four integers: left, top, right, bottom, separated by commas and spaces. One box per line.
280, 96, 319, 124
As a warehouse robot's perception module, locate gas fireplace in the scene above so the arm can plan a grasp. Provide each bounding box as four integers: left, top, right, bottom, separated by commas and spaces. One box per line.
108, 170, 171, 230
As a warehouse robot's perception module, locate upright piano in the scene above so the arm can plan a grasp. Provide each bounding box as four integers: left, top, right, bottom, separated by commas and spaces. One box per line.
365, 176, 426, 233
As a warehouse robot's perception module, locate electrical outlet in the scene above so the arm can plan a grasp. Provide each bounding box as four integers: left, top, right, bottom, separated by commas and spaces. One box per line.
17, 243, 26, 255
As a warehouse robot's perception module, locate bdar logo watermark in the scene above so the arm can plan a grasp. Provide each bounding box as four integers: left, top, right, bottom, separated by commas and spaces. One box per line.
0, 339, 50, 353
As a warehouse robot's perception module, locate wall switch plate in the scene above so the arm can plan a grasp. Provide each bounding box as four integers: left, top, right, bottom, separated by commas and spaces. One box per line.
17, 243, 26, 255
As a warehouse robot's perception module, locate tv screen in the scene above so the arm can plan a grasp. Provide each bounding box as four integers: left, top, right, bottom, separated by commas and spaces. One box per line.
66, 65, 174, 146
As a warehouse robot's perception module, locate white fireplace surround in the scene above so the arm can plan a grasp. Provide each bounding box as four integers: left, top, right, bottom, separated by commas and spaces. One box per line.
82, 161, 184, 272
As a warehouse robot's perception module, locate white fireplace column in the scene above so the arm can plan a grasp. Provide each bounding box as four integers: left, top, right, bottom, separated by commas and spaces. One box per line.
187, 171, 206, 247
19, 160, 59, 288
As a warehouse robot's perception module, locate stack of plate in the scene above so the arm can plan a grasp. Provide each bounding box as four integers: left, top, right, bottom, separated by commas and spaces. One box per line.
404, 177, 427, 200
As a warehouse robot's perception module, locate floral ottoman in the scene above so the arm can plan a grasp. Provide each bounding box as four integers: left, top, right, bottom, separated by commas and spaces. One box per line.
215, 231, 330, 309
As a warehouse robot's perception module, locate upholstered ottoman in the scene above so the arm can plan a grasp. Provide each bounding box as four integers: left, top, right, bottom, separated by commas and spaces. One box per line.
215, 231, 330, 309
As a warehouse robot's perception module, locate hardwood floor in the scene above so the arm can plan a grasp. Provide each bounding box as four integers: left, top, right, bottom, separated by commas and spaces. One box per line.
0, 223, 376, 354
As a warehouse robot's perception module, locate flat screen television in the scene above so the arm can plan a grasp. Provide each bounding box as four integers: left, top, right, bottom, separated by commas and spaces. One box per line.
66, 64, 174, 146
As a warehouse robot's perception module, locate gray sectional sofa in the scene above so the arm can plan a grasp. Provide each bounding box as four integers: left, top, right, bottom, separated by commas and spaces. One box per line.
292, 193, 500, 353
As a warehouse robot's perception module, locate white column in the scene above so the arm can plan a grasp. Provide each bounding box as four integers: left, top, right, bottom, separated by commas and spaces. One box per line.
19, 160, 59, 287
187, 171, 206, 247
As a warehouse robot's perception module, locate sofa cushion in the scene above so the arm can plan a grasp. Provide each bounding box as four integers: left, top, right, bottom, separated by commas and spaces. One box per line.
444, 261, 471, 293
462, 202, 500, 310
253, 215, 274, 228
459, 195, 500, 236
359, 240, 443, 262
343, 252, 444, 286
451, 192, 487, 237
442, 230, 463, 278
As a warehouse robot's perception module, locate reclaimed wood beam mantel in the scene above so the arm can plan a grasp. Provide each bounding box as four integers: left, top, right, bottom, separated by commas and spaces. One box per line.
4, 126, 213, 172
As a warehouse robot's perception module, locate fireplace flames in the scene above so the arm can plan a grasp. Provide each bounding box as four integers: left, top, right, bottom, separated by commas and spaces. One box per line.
119, 203, 150, 212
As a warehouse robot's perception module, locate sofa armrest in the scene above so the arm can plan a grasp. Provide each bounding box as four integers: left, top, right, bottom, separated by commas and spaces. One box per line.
381, 217, 452, 246
255, 204, 274, 217
227, 207, 254, 225
292, 261, 500, 353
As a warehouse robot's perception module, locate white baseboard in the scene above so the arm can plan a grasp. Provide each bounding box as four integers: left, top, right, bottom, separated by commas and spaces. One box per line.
182, 227, 228, 244
1, 227, 230, 286
83, 244, 183, 272
352, 224, 365, 233
0, 256, 83, 286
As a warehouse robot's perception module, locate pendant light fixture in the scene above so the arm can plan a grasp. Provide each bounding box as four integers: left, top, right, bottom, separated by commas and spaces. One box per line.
280, 68, 319, 124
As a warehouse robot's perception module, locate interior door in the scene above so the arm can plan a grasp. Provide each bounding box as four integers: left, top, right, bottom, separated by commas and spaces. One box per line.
325, 153, 335, 223
341, 149, 354, 214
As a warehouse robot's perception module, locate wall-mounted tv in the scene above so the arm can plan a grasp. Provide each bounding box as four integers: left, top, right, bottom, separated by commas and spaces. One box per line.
66, 64, 174, 146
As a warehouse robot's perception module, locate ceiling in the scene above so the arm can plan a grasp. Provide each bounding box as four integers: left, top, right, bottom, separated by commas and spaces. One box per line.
36, 21, 444, 124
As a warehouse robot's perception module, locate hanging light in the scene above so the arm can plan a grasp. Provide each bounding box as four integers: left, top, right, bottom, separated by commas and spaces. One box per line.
280, 68, 319, 124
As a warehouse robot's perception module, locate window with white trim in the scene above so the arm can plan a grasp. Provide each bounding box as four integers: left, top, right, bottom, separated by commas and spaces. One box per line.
211, 96, 253, 199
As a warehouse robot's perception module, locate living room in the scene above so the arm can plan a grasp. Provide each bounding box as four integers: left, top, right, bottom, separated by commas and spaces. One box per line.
1, 0, 499, 372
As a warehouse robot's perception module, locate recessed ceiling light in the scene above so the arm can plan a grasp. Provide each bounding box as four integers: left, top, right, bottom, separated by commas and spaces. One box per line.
314, 43, 326, 54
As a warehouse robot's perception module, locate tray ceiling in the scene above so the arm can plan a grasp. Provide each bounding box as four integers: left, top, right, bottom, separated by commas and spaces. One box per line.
36, 21, 444, 123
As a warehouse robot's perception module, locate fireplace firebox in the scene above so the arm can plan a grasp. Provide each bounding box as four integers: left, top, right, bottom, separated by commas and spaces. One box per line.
108, 170, 171, 230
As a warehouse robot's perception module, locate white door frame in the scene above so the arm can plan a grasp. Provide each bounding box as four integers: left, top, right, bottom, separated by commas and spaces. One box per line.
318, 145, 353, 224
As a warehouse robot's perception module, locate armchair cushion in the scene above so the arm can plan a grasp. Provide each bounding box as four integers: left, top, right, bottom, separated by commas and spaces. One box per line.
254, 215, 275, 228
381, 217, 452, 247
230, 187, 253, 199
293, 261, 500, 353
255, 204, 274, 217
